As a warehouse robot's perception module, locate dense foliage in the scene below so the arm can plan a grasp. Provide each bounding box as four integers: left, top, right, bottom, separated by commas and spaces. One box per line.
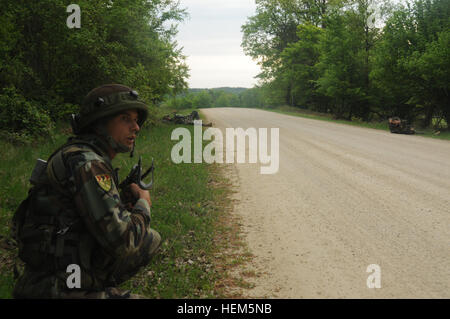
241, 0, 449, 128
0, 0, 188, 140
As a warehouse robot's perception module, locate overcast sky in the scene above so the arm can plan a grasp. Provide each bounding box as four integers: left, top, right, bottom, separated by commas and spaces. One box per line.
175, 0, 261, 89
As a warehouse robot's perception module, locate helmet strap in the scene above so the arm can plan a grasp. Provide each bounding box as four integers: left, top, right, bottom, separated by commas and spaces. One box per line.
130, 140, 136, 158
95, 125, 131, 154
106, 135, 131, 154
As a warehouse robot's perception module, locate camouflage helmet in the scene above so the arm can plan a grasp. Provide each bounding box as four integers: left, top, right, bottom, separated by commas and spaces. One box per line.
72, 84, 148, 134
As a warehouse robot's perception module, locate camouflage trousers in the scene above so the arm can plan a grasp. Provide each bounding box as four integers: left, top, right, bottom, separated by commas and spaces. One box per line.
13, 229, 161, 299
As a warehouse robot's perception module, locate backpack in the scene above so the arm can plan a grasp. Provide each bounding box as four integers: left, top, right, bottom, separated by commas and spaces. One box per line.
11, 138, 111, 269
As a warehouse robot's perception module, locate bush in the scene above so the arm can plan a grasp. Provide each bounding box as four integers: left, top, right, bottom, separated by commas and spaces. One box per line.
43, 94, 79, 122
141, 105, 161, 128
0, 87, 54, 140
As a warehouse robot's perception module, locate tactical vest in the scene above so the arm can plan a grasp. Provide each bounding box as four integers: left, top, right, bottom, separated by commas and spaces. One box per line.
12, 136, 117, 283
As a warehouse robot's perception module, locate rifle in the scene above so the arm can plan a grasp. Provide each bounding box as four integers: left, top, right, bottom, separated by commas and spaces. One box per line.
118, 156, 154, 205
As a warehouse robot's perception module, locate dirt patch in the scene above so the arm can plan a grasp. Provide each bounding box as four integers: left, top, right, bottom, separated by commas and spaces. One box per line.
210, 164, 257, 298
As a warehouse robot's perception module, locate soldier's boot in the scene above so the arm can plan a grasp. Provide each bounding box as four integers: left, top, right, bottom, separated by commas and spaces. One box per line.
148, 229, 162, 256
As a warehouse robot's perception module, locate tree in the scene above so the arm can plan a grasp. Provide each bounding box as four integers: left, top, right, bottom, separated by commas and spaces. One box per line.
239, 87, 266, 108
280, 24, 324, 109
371, 0, 450, 125
406, 30, 450, 126
193, 90, 213, 108
316, 1, 379, 120
242, 0, 341, 106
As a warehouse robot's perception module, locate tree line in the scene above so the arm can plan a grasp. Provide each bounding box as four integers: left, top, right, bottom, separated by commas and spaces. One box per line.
162, 87, 268, 109
0, 0, 188, 143
241, 0, 449, 128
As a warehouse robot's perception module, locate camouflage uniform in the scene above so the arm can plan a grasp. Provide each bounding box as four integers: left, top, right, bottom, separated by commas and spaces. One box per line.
162, 111, 212, 127
388, 117, 415, 134
12, 85, 161, 299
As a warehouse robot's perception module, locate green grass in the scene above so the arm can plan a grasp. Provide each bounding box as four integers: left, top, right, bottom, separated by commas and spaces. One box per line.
0, 116, 232, 299
262, 105, 450, 141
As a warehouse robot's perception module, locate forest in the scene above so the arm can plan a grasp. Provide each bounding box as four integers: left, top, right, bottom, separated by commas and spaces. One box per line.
0, 0, 188, 143
239, 0, 449, 128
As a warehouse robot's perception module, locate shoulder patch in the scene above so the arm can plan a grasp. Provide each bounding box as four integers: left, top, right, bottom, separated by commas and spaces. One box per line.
95, 174, 112, 192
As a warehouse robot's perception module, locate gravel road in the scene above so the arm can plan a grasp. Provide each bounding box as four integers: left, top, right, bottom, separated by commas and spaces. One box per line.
201, 107, 450, 298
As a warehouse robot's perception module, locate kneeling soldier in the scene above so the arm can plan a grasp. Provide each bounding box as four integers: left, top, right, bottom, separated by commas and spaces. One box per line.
12, 84, 161, 299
